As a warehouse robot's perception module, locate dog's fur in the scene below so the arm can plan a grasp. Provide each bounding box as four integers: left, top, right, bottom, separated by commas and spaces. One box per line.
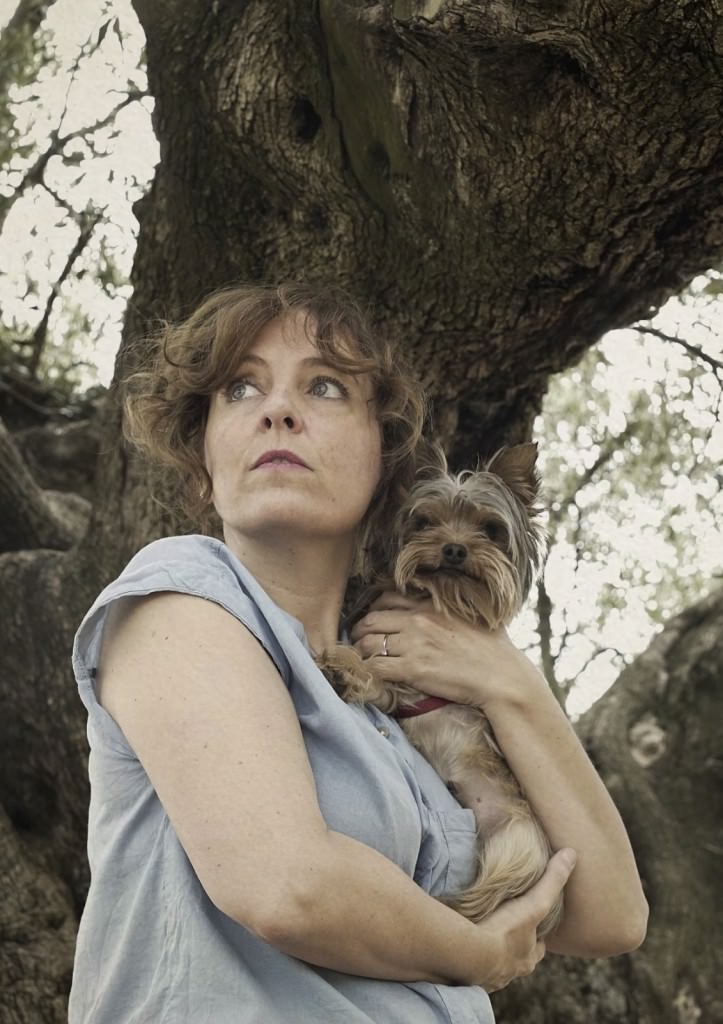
317, 443, 562, 936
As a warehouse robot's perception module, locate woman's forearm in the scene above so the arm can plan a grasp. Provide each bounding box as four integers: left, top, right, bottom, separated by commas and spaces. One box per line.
252, 828, 493, 984
482, 660, 648, 956
253, 829, 574, 989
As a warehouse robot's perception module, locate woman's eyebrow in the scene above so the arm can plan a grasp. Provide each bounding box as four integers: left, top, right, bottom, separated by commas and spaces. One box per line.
234, 353, 356, 376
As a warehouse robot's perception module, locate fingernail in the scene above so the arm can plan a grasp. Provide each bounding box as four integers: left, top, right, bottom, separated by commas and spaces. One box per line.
561, 849, 577, 869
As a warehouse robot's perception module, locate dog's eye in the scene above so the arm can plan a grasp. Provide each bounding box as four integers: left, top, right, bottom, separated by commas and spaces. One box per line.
481, 521, 507, 546
413, 515, 431, 530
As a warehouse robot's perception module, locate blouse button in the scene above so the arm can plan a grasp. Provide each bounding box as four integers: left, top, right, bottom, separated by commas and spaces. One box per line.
377, 725, 390, 738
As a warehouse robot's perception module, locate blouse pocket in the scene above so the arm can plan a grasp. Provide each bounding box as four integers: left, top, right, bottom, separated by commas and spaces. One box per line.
415, 805, 479, 900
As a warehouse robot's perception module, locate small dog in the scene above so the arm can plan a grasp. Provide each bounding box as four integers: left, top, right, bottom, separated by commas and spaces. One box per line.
318, 443, 562, 936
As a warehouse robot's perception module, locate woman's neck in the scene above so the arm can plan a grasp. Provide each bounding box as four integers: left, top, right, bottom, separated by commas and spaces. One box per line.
222, 527, 353, 654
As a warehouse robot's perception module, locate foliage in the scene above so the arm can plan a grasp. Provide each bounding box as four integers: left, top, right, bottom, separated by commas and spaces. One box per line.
0, 0, 157, 395
0, 0, 57, 169
517, 275, 723, 715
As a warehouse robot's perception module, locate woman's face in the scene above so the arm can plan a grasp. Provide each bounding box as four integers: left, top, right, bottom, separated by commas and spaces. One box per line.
203, 312, 383, 551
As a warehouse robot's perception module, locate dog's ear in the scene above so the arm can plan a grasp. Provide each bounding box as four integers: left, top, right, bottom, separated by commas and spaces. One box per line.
486, 443, 540, 507
415, 437, 448, 478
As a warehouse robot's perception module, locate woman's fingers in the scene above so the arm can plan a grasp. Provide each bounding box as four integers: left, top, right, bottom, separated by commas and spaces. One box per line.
352, 637, 409, 680
524, 848, 577, 925
353, 634, 392, 660
349, 610, 408, 644
479, 856, 573, 993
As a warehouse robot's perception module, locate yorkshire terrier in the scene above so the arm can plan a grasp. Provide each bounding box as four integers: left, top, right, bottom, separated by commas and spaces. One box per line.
317, 442, 562, 936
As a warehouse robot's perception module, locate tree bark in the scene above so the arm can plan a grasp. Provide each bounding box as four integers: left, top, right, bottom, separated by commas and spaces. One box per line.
1, 1, 722, 1019
0, 548, 95, 1022
493, 585, 723, 1024
12, 414, 102, 501
123, 0, 723, 463
0, 420, 90, 551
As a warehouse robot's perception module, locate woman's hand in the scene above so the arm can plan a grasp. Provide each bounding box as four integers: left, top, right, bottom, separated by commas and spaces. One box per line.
350, 590, 538, 708
472, 848, 577, 991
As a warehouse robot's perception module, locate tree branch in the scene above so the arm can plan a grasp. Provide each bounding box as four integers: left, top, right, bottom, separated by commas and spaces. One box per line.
535, 574, 566, 708
0, 0, 145, 233
0, 418, 89, 551
2, 0, 58, 38
635, 324, 723, 381
573, 644, 626, 688
0, 373, 53, 420
26, 209, 99, 378
10, 90, 144, 206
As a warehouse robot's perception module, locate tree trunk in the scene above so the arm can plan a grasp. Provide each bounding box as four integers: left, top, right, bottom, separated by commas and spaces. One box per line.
2, 1, 722, 1019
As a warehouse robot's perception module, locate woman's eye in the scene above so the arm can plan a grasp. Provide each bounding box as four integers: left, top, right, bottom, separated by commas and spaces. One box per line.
226, 379, 259, 401
310, 376, 348, 399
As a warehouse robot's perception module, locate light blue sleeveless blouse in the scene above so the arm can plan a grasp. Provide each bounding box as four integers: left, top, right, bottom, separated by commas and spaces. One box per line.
69, 535, 495, 1023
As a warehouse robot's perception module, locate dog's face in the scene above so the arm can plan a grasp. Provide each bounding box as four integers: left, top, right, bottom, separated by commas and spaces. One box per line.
392, 444, 545, 628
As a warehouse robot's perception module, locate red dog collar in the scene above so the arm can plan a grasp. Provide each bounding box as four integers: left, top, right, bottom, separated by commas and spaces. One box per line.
396, 697, 454, 718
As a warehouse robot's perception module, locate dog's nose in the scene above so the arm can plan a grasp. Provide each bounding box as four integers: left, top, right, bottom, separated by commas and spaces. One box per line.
441, 543, 467, 566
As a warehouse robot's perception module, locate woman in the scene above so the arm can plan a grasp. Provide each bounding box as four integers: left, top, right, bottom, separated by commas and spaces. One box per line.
69, 282, 647, 1022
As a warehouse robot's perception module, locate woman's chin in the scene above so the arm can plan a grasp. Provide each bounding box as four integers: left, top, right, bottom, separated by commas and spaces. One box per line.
225, 510, 362, 546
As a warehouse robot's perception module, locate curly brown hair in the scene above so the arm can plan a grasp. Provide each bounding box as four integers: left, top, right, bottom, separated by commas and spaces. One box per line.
123, 281, 439, 580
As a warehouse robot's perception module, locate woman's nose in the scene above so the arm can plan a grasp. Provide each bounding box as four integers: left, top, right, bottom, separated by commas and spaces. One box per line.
260, 389, 302, 431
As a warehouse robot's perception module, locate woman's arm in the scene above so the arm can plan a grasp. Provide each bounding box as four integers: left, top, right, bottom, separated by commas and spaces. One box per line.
475, 637, 648, 956
351, 595, 649, 958
96, 592, 572, 989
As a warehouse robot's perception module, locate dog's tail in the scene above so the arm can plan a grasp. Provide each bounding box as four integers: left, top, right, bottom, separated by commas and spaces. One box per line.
447, 814, 563, 937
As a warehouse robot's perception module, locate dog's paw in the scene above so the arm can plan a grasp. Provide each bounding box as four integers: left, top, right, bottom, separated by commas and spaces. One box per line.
315, 644, 399, 711
315, 644, 372, 700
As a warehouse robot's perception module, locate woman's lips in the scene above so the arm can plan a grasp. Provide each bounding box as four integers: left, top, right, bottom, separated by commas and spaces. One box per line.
255, 459, 309, 469
253, 450, 309, 468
